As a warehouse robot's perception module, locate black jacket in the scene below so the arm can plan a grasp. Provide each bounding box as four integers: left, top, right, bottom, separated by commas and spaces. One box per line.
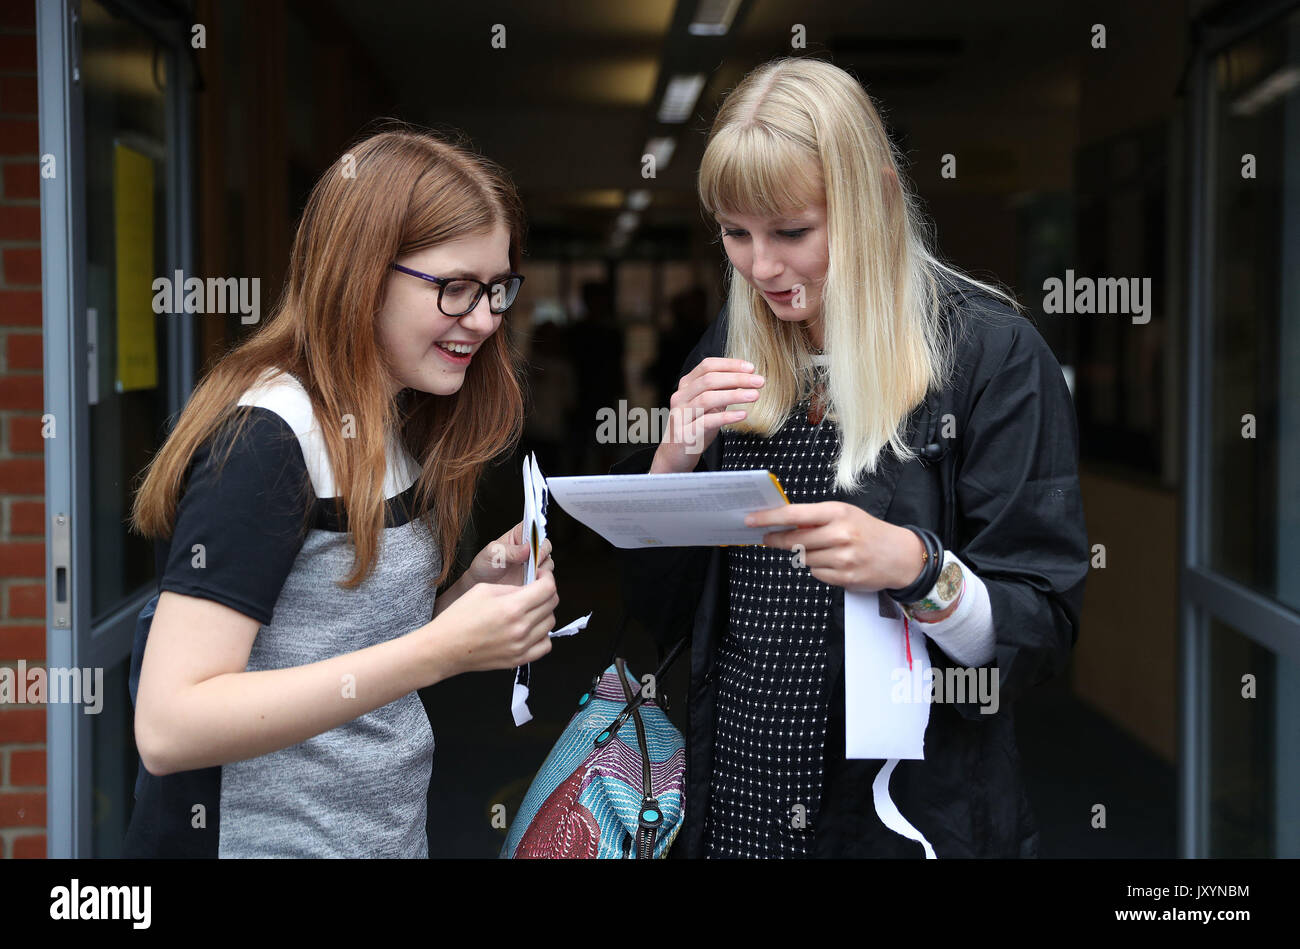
610, 280, 1089, 858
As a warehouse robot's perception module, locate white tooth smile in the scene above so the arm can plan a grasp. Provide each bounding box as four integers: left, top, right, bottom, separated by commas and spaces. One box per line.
436, 342, 474, 355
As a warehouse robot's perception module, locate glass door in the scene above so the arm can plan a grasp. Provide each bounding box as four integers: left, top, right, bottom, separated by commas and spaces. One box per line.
38, 0, 195, 857
1182, 0, 1300, 858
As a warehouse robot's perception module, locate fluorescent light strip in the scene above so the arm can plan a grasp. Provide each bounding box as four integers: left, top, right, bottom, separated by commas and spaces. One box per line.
689, 0, 740, 36
626, 189, 652, 211
1229, 65, 1300, 116
658, 74, 706, 123
643, 136, 677, 171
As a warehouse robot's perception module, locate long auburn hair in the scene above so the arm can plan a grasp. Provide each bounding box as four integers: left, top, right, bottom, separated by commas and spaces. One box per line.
130, 124, 526, 590
698, 57, 1022, 491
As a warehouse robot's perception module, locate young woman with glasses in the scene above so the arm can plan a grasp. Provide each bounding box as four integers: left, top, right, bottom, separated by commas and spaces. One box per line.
125, 126, 558, 857
614, 58, 1089, 858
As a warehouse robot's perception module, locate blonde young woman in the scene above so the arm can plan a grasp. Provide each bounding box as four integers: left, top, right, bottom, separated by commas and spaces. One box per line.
614, 58, 1089, 858
125, 127, 558, 858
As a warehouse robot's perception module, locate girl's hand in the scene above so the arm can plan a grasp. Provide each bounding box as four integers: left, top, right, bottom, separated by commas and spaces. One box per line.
650, 357, 765, 474
464, 521, 554, 588
429, 573, 559, 677
744, 502, 926, 592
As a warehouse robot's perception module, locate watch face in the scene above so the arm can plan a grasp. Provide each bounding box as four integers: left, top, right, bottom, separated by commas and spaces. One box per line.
936, 561, 962, 600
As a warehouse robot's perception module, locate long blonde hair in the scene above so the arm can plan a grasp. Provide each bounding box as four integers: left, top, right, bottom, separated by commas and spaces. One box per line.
699, 57, 1021, 491
130, 124, 526, 589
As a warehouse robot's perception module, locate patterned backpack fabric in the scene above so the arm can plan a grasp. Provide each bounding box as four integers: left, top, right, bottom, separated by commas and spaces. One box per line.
501, 644, 687, 859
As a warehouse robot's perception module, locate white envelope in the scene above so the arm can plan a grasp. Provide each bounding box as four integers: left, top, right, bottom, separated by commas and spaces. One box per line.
844, 589, 936, 858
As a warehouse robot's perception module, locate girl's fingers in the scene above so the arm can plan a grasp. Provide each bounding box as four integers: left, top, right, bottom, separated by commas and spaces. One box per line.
682, 388, 761, 417
514, 572, 556, 607
746, 502, 837, 530
522, 634, 554, 664
679, 371, 764, 406
684, 409, 748, 442
683, 357, 754, 386
521, 595, 560, 639
764, 524, 840, 551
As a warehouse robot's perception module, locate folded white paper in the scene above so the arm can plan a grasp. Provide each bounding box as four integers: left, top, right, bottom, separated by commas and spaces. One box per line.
551, 612, 591, 638
511, 452, 592, 727
523, 452, 547, 586
546, 469, 791, 548
872, 758, 936, 859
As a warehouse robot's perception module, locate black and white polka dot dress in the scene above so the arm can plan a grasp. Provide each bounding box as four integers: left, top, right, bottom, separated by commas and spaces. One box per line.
705, 391, 841, 858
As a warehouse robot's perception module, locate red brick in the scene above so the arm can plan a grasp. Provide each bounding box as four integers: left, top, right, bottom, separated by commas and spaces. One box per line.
11, 832, 44, 857
0, 3, 36, 29
0, 75, 36, 116
0, 204, 38, 240
12, 834, 45, 858
0, 624, 45, 658
2, 161, 37, 199
0, 37, 36, 72
0, 791, 44, 826
0, 541, 42, 577
5, 329, 40, 368
0, 708, 43, 743
0, 374, 43, 410
7, 414, 42, 452
8, 748, 43, 786
0, 458, 41, 494
2, 246, 39, 284
8, 499, 43, 534
0, 288, 40, 325
0, 118, 37, 155
0, 461, 41, 502
7, 584, 44, 619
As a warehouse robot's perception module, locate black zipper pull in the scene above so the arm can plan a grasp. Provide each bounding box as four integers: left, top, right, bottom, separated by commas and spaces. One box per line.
636, 799, 663, 859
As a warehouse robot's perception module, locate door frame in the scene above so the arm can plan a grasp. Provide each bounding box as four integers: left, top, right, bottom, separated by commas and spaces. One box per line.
38, 0, 196, 858
1180, 0, 1300, 859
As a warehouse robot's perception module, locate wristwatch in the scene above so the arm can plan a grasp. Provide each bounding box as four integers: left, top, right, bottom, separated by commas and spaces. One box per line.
884, 527, 966, 623
903, 549, 965, 622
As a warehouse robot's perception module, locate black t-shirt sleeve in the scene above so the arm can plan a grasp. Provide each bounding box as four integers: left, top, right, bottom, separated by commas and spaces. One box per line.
157, 407, 313, 627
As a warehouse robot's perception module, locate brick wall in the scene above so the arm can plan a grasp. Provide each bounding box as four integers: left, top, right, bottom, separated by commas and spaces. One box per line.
0, 0, 46, 860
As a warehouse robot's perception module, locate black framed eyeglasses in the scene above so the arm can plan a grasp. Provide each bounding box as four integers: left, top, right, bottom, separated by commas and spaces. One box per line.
390, 264, 525, 317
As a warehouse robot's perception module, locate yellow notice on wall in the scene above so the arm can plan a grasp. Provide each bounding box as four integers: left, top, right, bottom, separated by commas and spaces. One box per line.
114, 143, 158, 392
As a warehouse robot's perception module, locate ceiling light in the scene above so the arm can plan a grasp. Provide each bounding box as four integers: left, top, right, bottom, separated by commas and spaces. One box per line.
657, 74, 706, 123
689, 0, 740, 36
643, 136, 677, 171
1229, 65, 1300, 116
626, 189, 652, 211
